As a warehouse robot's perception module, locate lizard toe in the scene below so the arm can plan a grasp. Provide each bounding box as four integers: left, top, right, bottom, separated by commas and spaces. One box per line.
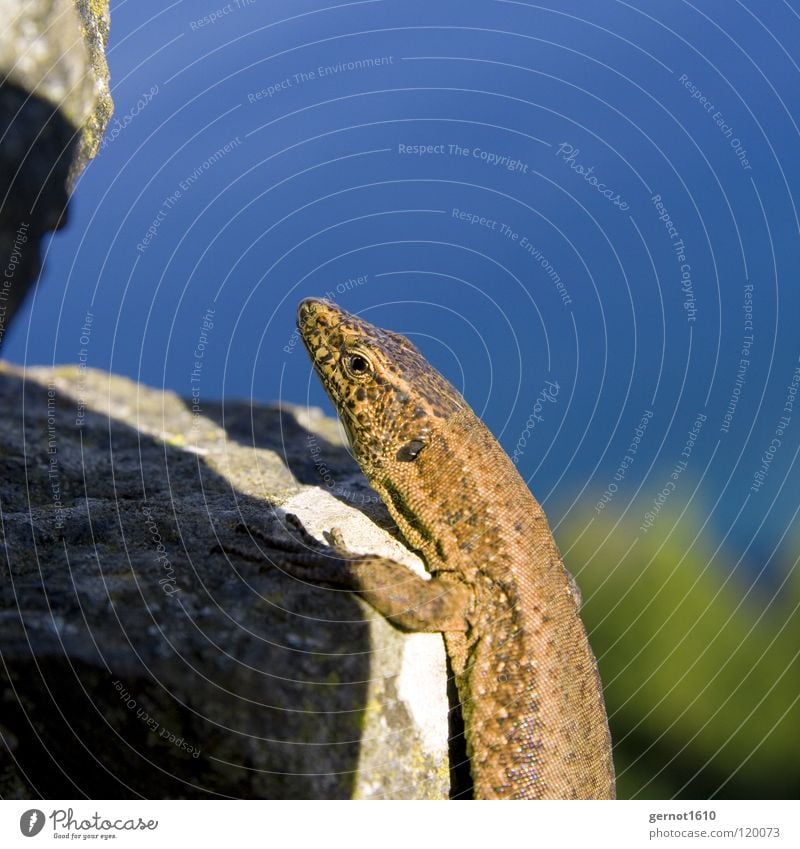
324, 526, 361, 559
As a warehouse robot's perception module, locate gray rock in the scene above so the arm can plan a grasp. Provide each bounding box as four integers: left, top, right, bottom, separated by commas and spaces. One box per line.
0, 363, 450, 798
0, 0, 112, 347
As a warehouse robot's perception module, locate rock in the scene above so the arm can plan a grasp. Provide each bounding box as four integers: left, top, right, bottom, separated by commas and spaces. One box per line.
0, 0, 112, 347
0, 363, 450, 798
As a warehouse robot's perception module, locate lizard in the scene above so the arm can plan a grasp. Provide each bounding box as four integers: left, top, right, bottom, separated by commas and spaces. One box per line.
262, 297, 615, 799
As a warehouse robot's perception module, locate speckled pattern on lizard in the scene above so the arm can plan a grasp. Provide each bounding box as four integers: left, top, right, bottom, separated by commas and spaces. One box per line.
264, 297, 615, 799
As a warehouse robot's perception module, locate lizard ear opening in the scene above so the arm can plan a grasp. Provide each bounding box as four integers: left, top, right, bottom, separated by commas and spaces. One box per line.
396, 439, 426, 462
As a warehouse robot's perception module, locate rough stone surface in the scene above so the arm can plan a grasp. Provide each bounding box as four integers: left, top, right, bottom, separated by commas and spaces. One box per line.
0, 363, 449, 799
0, 0, 113, 346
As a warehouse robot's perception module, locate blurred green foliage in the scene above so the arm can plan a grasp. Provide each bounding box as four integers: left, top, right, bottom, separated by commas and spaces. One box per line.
561, 503, 799, 799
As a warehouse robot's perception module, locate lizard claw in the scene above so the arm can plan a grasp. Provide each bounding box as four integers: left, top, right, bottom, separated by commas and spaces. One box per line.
325, 527, 348, 552
231, 514, 363, 564
324, 527, 363, 560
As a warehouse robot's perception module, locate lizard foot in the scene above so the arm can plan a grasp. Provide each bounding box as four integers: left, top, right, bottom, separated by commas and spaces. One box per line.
324, 526, 362, 559
234, 514, 364, 571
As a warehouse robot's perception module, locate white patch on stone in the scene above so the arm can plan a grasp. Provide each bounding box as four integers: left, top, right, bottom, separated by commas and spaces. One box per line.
283, 486, 449, 766
397, 633, 449, 758
281, 488, 429, 579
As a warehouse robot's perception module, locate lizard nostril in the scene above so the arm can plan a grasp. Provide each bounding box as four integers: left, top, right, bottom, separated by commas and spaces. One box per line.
297, 298, 320, 326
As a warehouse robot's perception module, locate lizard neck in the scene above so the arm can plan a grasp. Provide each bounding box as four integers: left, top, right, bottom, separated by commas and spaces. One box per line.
370, 409, 547, 576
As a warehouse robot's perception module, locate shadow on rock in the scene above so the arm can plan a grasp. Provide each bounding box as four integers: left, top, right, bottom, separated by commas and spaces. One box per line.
0, 367, 369, 799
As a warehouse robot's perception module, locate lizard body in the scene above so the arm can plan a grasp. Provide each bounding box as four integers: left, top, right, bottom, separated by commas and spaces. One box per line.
276, 298, 614, 799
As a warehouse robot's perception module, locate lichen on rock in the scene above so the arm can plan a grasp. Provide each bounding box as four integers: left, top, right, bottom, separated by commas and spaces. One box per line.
0, 0, 113, 345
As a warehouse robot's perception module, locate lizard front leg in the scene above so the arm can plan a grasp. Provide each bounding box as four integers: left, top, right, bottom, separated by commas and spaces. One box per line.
243, 514, 471, 634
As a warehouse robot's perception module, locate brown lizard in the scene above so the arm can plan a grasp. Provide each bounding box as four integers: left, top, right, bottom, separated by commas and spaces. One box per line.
265, 297, 615, 799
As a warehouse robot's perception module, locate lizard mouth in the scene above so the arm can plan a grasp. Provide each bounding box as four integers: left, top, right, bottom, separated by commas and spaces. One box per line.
297, 297, 341, 369
297, 297, 362, 456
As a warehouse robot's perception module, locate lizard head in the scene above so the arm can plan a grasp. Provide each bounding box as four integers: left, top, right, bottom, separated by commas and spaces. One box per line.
297, 298, 465, 473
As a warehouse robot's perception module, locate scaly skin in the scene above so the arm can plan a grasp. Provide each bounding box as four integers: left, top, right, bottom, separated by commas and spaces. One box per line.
282, 297, 615, 799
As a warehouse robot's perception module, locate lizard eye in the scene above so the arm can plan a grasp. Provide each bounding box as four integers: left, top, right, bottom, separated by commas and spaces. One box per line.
344, 353, 372, 378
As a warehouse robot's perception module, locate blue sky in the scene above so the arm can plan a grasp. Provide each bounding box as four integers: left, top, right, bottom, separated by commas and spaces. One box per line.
6, 0, 800, 571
